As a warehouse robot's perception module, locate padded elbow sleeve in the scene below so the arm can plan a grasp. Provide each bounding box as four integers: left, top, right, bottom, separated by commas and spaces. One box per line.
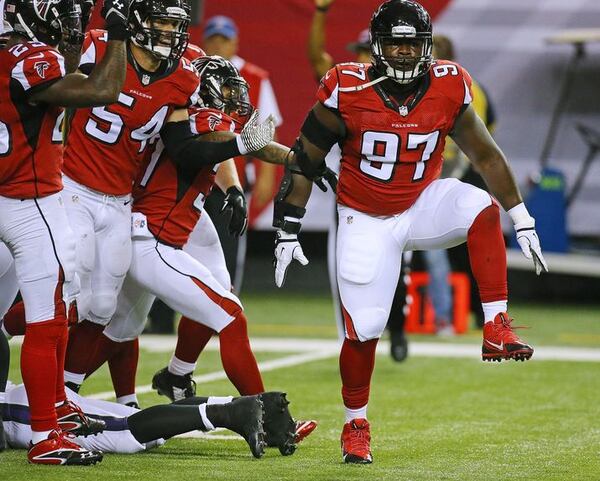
161, 121, 241, 168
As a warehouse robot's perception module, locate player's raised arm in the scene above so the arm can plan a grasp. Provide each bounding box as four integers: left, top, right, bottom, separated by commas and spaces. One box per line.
30, 0, 131, 107
272, 101, 344, 288
451, 104, 548, 274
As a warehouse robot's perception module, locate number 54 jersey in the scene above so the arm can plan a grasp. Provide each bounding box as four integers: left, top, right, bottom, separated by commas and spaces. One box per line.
63, 30, 200, 196
317, 60, 473, 216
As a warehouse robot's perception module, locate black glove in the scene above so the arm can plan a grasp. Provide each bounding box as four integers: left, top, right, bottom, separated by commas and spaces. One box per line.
221, 186, 248, 237
80, 0, 96, 33
314, 166, 337, 193
102, 0, 131, 41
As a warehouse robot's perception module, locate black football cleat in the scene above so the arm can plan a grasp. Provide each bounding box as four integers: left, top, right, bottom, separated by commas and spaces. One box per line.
152, 367, 196, 402
261, 391, 299, 456
223, 395, 266, 458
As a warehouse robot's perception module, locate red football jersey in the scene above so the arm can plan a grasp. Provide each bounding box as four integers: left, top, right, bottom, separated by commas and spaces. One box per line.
182, 43, 206, 62
133, 107, 239, 247
0, 41, 65, 199
317, 60, 473, 216
63, 30, 201, 196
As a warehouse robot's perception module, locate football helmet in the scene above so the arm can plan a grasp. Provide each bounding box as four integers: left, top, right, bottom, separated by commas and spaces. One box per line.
4, 0, 83, 47
192, 55, 253, 119
370, 0, 433, 84
129, 0, 190, 60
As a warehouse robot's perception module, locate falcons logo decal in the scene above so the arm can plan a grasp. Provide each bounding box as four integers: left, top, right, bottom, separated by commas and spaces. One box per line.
208, 113, 223, 131
34, 0, 57, 20
34, 61, 50, 79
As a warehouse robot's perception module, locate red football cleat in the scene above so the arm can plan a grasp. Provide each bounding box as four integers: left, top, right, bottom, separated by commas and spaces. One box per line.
56, 400, 106, 437
341, 418, 372, 464
294, 419, 317, 444
482, 312, 534, 362
28, 430, 103, 465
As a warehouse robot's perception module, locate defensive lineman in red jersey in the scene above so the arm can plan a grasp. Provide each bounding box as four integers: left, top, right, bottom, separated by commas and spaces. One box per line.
63, 0, 276, 391
0, 0, 133, 465
272, 0, 548, 464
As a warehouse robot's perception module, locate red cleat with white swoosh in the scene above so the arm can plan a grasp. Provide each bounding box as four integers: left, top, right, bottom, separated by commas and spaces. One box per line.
482, 312, 533, 362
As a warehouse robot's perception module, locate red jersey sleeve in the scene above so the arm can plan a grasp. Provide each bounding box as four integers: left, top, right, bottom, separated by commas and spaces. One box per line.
431, 60, 474, 110
78, 30, 108, 74
183, 43, 206, 62
189, 108, 238, 135
316, 66, 341, 110
10, 47, 65, 94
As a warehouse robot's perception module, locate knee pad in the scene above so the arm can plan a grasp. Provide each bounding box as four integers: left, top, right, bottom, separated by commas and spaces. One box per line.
89, 294, 118, 325
455, 186, 492, 224
351, 307, 389, 341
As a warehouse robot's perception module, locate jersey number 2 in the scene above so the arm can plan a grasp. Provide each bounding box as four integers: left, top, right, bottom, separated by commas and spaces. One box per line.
360, 130, 440, 181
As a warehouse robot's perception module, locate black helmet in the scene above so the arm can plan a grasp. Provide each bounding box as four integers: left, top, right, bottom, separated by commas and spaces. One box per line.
129, 0, 190, 60
4, 0, 83, 47
192, 55, 253, 119
370, 0, 433, 84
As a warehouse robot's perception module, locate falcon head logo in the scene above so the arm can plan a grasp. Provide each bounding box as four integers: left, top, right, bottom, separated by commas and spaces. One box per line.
208, 112, 223, 131
34, 61, 50, 79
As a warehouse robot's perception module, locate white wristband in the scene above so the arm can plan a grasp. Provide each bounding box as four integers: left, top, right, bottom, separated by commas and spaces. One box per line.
507, 202, 532, 225
235, 135, 249, 156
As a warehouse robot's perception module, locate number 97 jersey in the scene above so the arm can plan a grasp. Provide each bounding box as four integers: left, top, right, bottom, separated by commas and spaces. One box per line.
317, 60, 473, 216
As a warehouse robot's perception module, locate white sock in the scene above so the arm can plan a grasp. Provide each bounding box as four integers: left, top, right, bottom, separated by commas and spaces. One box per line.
31, 430, 53, 445
482, 301, 508, 323
207, 396, 234, 405
63, 370, 85, 386
345, 405, 367, 423
0, 392, 5, 404
198, 404, 214, 431
116, 394, 139, 406
168, 356, 196, 376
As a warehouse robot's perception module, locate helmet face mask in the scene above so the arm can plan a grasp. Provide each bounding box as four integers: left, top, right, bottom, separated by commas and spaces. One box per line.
192, 55, 253, 121
130, 0, 190, 61
4, 0, 83, 47
370, 0, 433, 85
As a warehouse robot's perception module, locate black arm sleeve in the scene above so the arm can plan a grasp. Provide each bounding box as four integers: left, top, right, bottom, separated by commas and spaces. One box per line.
160, 121, 242, 169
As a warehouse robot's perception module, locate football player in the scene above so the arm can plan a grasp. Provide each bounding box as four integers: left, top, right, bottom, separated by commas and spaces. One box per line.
0, 331, 298, 459
62, 0, 275, 391
70, 56, 315, 455
0, 0, 135, 465
272, 0, 548, 464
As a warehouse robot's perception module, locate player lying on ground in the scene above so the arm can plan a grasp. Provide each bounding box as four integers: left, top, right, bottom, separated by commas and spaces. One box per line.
271, 0, 548, 465
0, 329, 305, 460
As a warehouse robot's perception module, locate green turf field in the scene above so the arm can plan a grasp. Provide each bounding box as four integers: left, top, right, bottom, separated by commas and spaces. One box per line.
3, 294, 600, 480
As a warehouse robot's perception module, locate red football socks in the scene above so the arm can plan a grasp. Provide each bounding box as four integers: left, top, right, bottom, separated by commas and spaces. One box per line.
219, 312, 264, 395
174, 316, 215, 364
467, 203, 508, 303
21, 318, 67, 432
2, 300, 26, 336
65, 319, 105, 376
109, 338, 139, 399
340, 338, 378, 409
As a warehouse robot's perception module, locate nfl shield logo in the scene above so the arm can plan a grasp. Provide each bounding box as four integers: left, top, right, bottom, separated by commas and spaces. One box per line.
399, 106, 409, 117
142, 74, 151, 85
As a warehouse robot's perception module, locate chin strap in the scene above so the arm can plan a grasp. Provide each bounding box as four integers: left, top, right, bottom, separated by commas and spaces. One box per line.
338, 75, 387, 93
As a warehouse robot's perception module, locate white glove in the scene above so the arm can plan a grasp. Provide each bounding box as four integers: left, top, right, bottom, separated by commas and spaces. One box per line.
509, 203, 548, 275
236, 110, 275, 155
274, 231, 309, 288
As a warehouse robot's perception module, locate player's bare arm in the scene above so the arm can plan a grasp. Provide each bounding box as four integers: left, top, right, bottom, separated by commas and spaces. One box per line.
452, 104, 547, 273
308, 0, 336, 80
29, 0, 131, 108
451, 104, 522, 211
162, 108, 276, 168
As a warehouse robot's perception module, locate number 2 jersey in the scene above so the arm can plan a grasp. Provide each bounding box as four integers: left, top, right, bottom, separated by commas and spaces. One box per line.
0, 41, 65, 199
63, 30, 200, 196
132, 107, 240, 248
317, 60, 473, 216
